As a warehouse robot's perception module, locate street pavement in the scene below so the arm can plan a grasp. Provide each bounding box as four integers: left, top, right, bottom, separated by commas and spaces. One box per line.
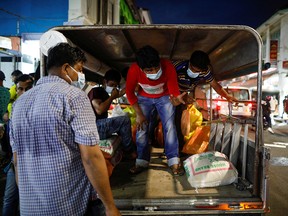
263, 121, 288, 216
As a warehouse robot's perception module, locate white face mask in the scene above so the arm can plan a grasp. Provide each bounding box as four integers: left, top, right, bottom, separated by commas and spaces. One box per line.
146, 68, 162, 80
105, 86, 114, 94
187, 68, 200, 78
68, 66, 86, 89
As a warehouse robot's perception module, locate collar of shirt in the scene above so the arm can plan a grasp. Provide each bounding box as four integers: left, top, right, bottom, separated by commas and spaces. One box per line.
36, 75, 68, 86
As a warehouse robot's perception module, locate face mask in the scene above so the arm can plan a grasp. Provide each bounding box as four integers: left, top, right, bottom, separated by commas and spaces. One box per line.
146, 68, 162, 80
187, 68, 200, 78
69, 66, 86, 89
76, 72, 86, 89
105, 86, 115, 94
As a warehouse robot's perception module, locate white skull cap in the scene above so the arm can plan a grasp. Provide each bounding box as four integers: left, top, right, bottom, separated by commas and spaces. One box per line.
40, 30, 68, 56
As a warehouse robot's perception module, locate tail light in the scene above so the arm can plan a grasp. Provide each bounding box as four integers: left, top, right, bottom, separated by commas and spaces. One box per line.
216, 101, 221, 110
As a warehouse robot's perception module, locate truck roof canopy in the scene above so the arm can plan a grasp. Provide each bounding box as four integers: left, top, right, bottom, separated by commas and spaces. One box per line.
49, 25, 262, 81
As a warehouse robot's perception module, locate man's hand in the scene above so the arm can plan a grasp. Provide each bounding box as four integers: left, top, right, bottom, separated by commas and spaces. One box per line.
226, 95, 238, 104
79, 144, 121, 215
170, 92, 186, 106
2, 112, 9, 123
119, 87, 126, 97
136, 113, 148, 131
110, 88, 120, 100
186, 93, 195, 104
106, 207, 121, 216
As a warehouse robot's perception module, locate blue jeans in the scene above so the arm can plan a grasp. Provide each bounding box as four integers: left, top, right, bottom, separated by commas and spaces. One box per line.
136, 95, 179, 167
96, 115, 133, 152
2, 165, 19, 216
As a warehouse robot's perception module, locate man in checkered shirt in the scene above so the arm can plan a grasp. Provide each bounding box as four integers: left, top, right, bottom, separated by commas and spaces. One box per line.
10, 43, 120, 216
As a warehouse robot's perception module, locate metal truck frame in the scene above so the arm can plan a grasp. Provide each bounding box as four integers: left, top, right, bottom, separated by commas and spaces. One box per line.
40, 25, 269, 215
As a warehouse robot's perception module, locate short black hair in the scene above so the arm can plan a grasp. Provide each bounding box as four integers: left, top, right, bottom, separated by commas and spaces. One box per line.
136, 45, 160, 69
189, 50, 210, 71
11, 70, 23, 77
46, 43, 86, 72
0, 70, 5, 81
15, 74, 34, 84
104, 69, 121, 84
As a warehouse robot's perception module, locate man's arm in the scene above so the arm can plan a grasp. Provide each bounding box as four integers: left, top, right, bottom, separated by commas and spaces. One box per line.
210, 80, 238, 102
79, 144, 121, 216
13, 153, 18, 185
132, 102, 147, 131
91, 88, 119, 115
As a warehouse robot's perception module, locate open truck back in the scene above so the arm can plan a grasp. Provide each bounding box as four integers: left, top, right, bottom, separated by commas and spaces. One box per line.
40, 25, 269, 215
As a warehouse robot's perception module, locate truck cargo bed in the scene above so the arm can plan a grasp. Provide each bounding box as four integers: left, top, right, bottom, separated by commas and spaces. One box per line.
110, 148, 252, 199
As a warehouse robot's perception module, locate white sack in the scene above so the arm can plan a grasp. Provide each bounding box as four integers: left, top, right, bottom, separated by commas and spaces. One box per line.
184, 151, 238, 188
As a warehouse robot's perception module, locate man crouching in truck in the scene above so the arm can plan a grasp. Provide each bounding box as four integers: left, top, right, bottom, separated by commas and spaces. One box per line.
174, 50, 238, 152
125, 45, 186, 176
87, 69, 137, 160
9, 43, 121, 216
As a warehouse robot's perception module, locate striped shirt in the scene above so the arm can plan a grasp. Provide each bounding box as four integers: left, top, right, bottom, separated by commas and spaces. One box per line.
126, 59, 180, 105
173, 60, 214, 92
10, 75, 100, 216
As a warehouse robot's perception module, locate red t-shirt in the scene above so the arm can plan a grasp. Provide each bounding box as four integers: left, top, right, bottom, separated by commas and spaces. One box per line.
126, 59, 180, 105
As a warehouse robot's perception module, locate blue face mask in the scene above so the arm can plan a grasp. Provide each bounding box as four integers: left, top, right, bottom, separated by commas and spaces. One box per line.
68, 66, 86, 89
146, 68, 162, 80
105, 86, 114, 94
187, 68, 200, 78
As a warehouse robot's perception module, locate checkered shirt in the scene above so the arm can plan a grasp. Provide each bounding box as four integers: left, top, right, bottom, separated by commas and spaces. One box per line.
10, 75, 100, 216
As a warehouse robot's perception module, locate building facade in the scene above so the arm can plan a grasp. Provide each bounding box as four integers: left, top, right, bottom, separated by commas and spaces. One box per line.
257, 8, 288, 116
66, 0, 150, 25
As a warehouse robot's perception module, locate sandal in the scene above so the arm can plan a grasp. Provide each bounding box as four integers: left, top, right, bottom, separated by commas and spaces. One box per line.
169, 164, 185, 176
129, 165, 148, 174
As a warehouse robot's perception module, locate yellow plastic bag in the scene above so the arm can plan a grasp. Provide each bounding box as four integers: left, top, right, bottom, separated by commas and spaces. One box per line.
181, 104, 203, 140
123, 106, 136, 126
123, 106, 137, 143
182, 125, 210, 155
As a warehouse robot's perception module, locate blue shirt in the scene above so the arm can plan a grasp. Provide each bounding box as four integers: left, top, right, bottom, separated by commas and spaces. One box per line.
10, 76, 100, 216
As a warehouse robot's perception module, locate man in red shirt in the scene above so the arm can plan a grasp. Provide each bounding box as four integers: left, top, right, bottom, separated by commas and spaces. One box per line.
126, 45, 185, 176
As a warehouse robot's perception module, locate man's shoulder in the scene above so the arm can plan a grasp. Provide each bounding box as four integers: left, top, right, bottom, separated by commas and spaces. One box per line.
33, 79, 87, 103
89, 87, 108, 100
0, 86, 9, 93
172, 60, 189, 71
160, 58, 172, 64
129, 62, 139, 70
91, 86, 106, 94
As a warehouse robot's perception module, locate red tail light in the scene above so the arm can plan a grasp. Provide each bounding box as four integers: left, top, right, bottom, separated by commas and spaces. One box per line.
216, 101, 221, 110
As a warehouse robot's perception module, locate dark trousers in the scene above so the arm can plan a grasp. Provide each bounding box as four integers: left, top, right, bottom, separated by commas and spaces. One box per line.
175, 104, 186, 152
85, 199, 106, 216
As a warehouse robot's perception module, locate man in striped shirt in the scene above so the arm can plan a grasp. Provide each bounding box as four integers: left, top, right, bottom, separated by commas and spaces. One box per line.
174, 50, 237, 151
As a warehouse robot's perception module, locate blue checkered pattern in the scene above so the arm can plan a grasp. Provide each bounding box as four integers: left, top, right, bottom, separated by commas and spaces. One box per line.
10, 76, 100, 216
